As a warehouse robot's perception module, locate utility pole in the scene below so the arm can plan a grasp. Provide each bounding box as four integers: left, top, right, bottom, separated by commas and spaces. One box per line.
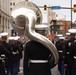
71, 0, 72, 28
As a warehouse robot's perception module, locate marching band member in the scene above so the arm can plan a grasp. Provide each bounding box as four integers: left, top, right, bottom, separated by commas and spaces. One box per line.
8, 36, 21, 75
56, 36, 65, 75
0, 32, 12, 75
23, 25, 52, 75
64, 29, 76, 75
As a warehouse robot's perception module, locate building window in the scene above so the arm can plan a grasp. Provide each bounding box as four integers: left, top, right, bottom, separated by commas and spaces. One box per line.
60, 22, 62, 25
60, 27, 62, 30
10, 8, 12, 11
57, 22, 59, 25
13, 2, 15, 6
11, 30, 17, 36
10, 2, 12, 6
0, 15, 1, 24
68, 22, 71, 25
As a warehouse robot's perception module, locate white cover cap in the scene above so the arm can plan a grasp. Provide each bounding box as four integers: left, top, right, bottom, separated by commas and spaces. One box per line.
59, 37, 65, 39
14, 37, 19, 40
66, 32, 70, 35
8, 36, 20, 40
35, 24, 49, 30
8, 37, 15, 40
0, 32, 8, 36
15, 36, 20, 39
68, 28, 76, 33
57, 34, 63, 37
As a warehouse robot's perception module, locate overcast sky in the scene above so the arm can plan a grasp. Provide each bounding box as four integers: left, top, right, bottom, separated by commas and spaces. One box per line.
29, 0, 76, 23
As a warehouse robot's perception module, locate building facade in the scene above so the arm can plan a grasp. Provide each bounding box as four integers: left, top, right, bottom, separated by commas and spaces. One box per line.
9, 0, 25, 36
0, 0, 71, 37
0, 0, 10, 34
48, 8, 56, 26
56, 20, 71, 34
10, 0, 25, 13
47, 8, 71, 35
0, 0, 27, 36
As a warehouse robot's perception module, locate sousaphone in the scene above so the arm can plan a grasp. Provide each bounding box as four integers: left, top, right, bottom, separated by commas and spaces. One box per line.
10, 1, 59, 68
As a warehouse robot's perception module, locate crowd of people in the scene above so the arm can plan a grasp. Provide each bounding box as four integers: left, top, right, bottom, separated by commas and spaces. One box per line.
23, 26, 76, 75
1, 28, 76, 75
0, 32, 23, 75
55, 29, 76, 75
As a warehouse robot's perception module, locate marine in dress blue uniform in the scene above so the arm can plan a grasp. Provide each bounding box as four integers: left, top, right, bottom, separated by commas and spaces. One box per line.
64, 29, 76, 75
8, 36, 21, 75
23, 25, 52, 75
0, 32, 13, 75
69, 38, 76, 75
56, 36, 65, 75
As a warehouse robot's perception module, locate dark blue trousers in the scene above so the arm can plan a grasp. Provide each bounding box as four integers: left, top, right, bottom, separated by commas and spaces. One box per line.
65, 65, 72, 75
10, 61, 19, 75
72, 70, 76, 75
58, 59, 64, 75
5, 66, 10, 75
